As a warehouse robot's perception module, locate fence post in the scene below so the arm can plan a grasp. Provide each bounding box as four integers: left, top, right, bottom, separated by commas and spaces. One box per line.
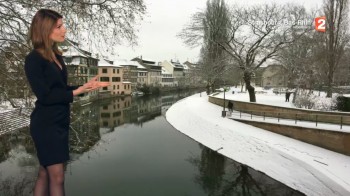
251, 111, 252, 119
315, 115, 318, 127
278, 113, 280, 122
341, 116, 343, 129
295, 114, 297, 124
263, 112, 265, 121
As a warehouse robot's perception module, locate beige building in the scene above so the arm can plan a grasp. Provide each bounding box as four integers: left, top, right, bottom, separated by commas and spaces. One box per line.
99, 96, 132, 129
161, 67, 175, 87
98, 59, 132, 96
261, 64, 287, 88
161, 60, 185, 87
131, 57, 162, 86
114, 60, 138, 90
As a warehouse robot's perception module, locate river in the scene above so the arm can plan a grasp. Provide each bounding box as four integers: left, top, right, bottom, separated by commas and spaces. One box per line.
0, 90, 303, 196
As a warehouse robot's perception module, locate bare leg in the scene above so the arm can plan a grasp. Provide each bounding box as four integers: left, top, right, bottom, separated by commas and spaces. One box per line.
47, 163, 65, 196
33, 165, 49, 196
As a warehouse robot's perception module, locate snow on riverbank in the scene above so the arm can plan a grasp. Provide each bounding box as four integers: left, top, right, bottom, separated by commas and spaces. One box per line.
166, 92, 350, 196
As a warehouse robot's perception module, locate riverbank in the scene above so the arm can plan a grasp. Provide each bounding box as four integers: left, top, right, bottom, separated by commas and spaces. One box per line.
166, 92, 350, 196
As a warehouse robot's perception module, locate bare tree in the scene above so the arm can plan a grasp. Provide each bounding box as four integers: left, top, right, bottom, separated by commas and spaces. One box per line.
179, 0, 230, 94
180, 2, 310, 102
322, 0, 349, 97
219, 4, 310, 102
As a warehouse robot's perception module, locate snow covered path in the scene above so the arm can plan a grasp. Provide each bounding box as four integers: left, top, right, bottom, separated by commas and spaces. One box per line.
166, 93, 350, 196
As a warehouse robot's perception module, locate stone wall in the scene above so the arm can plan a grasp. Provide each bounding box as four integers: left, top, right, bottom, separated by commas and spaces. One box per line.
209, 96, 350, 125
234, 119, 350, 156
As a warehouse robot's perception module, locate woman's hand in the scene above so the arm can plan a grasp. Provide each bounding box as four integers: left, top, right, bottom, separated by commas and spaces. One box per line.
73, 75, 111, 96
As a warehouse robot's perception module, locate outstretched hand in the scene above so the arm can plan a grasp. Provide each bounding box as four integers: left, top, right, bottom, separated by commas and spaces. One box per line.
73, 75, 111, 96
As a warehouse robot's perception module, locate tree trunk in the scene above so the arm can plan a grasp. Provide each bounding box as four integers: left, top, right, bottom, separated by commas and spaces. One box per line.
326, 71, 333, 98
243, 71, 256, 102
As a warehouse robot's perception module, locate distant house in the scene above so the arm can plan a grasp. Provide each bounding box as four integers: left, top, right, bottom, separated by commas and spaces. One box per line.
114, 59, 141, 91
61, 40, 99, 99
98, 59, 131, 96
161, 60, 185, 87
261, 64, 287, 88
183, 61, 202, 86
131, 57, 162, 86
161, 68, 175, 87
136, 63, 148, 86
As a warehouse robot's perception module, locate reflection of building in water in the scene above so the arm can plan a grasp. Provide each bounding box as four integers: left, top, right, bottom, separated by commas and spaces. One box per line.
135, 96, 162, 124
161, 94, 177, 115
99, 96, 132, 131
99, 95, 165, 130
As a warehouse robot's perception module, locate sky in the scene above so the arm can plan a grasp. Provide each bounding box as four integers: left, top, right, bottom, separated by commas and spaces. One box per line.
112, 0, 323, 63
166, 89, 350, 196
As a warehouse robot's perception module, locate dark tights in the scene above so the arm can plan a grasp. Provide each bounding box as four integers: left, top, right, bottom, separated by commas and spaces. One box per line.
33, 163, 65, 196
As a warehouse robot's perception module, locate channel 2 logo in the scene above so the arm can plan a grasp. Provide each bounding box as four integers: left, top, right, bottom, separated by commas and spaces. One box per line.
315, 16, 326, 32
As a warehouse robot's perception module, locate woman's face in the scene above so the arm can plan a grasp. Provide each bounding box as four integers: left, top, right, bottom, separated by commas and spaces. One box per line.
49, 18, 66, 43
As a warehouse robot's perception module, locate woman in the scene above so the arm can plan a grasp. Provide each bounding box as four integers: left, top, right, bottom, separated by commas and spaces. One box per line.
25, 9, 109, 196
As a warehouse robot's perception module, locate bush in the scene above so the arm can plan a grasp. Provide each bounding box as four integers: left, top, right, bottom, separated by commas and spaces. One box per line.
336, 96, 350, 112
294, 92, 337, 111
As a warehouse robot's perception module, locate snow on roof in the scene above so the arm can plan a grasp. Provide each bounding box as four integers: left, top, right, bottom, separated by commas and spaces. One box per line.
62, 45, 88, 58
182, 64, 189, 70
162, 67, 171, 74
168, 60, 184, 69
98, 58, 122, 68
114, 59, 140, 67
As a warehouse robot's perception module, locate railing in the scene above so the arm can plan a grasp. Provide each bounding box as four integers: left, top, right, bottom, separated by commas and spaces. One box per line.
0, 108, 32, 136
226, 110, 348, 130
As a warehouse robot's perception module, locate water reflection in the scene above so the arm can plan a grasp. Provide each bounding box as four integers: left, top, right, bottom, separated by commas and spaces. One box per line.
189, 145, 304, 196
0, 90, 304, 196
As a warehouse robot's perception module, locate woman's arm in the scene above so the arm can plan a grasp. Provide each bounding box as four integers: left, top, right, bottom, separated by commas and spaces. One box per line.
25, 55, 74, 105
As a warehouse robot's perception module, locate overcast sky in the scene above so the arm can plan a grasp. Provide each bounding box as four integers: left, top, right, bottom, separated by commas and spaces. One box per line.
112, 0, 323, 63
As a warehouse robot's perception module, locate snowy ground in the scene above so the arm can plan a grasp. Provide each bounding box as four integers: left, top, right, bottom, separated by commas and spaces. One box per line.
166, 92, 350, 196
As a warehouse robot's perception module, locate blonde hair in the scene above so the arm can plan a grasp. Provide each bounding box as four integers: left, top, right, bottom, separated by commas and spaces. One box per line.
29, 9, 63, 61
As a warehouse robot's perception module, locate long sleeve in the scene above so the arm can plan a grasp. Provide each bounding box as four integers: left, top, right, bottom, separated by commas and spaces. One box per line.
24, 53, 73, 105
66, 85, 80, 91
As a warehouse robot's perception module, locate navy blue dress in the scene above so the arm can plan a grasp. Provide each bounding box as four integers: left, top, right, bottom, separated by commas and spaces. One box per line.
24, 50, 79, 167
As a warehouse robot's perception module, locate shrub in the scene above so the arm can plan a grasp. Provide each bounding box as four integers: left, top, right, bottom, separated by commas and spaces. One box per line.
336, 96, 350, 112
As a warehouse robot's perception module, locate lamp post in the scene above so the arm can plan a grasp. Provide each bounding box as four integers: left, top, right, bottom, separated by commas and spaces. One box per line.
222, 79, 226, 117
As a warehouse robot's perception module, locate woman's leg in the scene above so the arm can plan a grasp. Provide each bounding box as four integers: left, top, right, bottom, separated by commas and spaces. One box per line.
33, 165, 49, 196
47, 163, 65, 196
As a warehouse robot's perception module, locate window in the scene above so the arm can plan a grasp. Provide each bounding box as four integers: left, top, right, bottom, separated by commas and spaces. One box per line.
117, 69, 119, 74
103, 87, 108, 90
117, 85, 119, 89
101, 113, 110, 118
113, 69, 115, 74
102, 69, 107, 73
100, 77, 110, 82
64, 57, 72, 64
112, 77, 121, 82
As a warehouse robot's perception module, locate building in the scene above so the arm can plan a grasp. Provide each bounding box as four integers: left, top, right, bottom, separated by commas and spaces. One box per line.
131, 57, 162, 86
61, 40, 99, 99
160, 60, 185, 87
98, 59, 132, 96
261, 64, 287, 88
183, 61, 202, 87
136, 63, 148, 86
161, 67, 175, 87
114, 59, 140, 90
